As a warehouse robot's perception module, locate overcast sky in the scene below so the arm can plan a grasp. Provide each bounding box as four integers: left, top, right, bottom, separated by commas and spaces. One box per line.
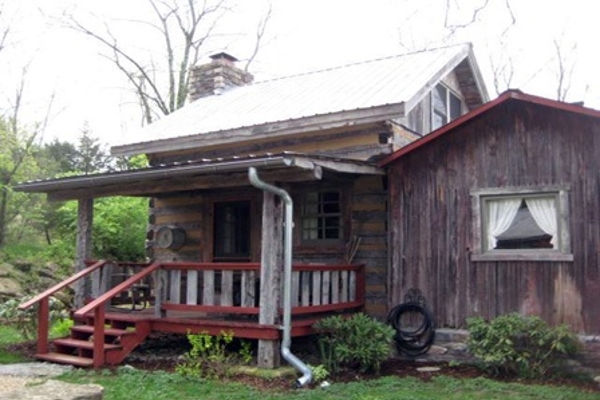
1, 0, 598, 147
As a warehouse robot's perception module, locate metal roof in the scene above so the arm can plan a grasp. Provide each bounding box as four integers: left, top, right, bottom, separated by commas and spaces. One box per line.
112, 44, 483, 156
14, 152, 383, 200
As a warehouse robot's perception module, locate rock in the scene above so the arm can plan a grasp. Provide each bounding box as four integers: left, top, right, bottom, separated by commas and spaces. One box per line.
426, 345, 448, 355
0, 379, 103, 400
594, 375, 600, 383
0, 263, 15, 278
445, 342, 468, 352
0, 362, 73, 378
417, 366, 441, 372
0, 277, 23, 298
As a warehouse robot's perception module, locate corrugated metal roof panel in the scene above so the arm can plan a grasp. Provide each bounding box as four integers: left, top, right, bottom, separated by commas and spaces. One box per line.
114, 44, 472, 150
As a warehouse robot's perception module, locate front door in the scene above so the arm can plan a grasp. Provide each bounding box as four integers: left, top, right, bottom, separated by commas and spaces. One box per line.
212, 200, 251, 262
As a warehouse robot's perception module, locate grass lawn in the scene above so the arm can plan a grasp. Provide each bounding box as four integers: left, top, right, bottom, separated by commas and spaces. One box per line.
0, 324, 597, 399
57, 369, 599, 400
0, 325, 29, 364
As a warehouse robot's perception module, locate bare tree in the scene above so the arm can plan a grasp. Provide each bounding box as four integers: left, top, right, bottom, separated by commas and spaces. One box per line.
443, 0, 515, 38
0, 4, 9, 54
553, 37, 577, 102
243, 2, 272, 72
70, 0, 271, 125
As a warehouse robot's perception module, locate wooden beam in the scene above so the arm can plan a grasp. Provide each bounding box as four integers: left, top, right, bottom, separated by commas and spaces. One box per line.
257, 191, 283, 368
111, 103, 405, 156
47, 168, 323, 201
74, 198, 93, 309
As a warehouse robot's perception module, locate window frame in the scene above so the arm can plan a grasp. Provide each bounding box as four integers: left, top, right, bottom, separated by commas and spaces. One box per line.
299, 189, 344, 243
471, 185, 573, 262
431, 83, 462, 130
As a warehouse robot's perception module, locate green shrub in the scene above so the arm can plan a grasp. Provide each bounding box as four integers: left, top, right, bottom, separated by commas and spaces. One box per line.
176, 330, 236, 379
50, 318, 74, 338
313, 313, 395, 373
0, 296, 68, 340
466, 313, 580, 378
309, 364, 330, 383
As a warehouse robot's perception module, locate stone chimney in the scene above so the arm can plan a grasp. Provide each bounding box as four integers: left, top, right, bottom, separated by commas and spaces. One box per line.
188, 52, 254, 101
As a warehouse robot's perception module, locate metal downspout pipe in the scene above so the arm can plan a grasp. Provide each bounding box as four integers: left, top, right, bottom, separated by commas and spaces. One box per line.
248, 167, 312, 388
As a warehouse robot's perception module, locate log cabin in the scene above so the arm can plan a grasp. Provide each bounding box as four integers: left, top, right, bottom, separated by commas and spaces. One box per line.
15, 44, 488, 369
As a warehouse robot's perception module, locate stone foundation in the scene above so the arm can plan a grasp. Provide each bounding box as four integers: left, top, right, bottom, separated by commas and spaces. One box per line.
403, 328, 600, 377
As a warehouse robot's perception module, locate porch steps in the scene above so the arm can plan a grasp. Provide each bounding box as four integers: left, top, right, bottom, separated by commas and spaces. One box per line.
34, 314, 151, 368
35, 352, 94, 367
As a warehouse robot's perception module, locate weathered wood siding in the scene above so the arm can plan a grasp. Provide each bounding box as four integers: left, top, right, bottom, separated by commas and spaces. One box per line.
149, 193, 206, 262
388, 100, 600, 334
149, 122, 394, 165
351, 175, 388, 319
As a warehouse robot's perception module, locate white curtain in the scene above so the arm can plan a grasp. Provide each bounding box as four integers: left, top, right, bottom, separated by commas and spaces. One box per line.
487, 198, 521, 250
525, 197, 558, 248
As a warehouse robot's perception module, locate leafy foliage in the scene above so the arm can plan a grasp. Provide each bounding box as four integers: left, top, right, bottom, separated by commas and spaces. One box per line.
52, 196, 148, 261
0, 296, 68, 340
176, 330, 240, 379
313, 313, 395, 373
467, 313, 580, 378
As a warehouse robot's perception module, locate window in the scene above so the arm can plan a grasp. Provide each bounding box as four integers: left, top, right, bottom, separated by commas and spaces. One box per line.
300, 190, 342, 241
213, 200, 251, 260
471, 186, 572, 261
432, 84, 462, 130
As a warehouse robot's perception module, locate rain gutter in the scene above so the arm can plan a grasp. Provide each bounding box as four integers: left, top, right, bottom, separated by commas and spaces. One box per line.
15, 156, 293, 193
247, 167, 312, 388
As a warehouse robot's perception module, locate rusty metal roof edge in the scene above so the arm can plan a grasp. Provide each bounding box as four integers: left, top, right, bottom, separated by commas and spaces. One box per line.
14, 152, 382, 194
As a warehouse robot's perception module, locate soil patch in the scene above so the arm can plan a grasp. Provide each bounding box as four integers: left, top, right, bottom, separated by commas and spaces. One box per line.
6, 334, 600, 393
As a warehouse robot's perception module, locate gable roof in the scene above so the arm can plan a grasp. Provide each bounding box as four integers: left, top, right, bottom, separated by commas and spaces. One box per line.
112, 43, 488, 157
379, 90, 600, 166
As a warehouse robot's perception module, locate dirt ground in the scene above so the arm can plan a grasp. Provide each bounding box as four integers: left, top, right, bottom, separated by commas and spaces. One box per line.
6, 333, 600, 393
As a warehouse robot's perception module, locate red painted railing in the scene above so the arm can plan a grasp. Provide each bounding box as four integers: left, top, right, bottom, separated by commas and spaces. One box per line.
21, 261, 365, 367
18, 260, 109, 356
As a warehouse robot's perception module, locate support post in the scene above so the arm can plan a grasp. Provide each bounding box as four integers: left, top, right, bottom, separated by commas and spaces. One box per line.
36, 297, 49, 354
74, 198, 93, 309
257, 191, 282, 368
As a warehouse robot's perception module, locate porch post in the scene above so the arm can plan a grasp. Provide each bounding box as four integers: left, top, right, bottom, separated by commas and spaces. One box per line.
74, 197, 93, 309
257, 191, 283, 368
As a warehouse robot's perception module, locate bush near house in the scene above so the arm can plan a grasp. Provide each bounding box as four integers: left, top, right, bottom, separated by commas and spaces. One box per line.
466, 313, 580, 378
313, 313, 395, 373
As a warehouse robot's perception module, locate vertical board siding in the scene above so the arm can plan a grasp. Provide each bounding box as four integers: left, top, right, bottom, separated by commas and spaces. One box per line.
389, 101, 600, 334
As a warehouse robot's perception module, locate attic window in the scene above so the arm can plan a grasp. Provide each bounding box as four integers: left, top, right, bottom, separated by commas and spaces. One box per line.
432, 84, 462, 130
471, 186, 573, 262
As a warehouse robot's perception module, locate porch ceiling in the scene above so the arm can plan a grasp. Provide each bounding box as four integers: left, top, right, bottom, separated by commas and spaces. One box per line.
15, 152, 384, 201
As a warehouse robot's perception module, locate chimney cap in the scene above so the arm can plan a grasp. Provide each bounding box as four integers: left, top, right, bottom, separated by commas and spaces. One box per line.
210, 52, 239, 63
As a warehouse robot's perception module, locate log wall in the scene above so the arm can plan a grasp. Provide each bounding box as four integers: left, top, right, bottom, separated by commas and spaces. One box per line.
387, 100, 600, 334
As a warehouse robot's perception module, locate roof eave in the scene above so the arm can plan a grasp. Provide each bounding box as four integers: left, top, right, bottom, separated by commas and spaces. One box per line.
111, 103, 405, 157
15, 154, 384, 201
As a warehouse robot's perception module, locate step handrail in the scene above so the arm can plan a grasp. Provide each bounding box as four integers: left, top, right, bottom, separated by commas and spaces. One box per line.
18, 259, 108, 357
74, 261, 162, 317
19, 260, 108, 310
72, 261, 162, 367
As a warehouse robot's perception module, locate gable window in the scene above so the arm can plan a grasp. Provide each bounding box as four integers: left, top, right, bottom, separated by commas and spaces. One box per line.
432, 84, 462, 130
471, 186, 572, 261
300, 190, 342, 241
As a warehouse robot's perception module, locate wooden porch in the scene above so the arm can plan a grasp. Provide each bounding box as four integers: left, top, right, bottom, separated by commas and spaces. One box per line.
20, 260, 365, 368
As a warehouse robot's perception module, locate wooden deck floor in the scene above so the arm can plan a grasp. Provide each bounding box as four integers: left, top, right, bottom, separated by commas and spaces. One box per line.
74, 306, 332, 340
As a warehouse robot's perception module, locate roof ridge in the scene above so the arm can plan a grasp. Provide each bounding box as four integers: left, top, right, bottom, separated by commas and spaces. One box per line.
252, 43, 471, 85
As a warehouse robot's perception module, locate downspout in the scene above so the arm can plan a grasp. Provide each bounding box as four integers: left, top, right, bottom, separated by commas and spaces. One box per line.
248, 167, 312, 388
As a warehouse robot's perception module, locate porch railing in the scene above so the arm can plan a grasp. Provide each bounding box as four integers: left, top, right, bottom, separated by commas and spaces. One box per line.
155, 262, 365, 317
